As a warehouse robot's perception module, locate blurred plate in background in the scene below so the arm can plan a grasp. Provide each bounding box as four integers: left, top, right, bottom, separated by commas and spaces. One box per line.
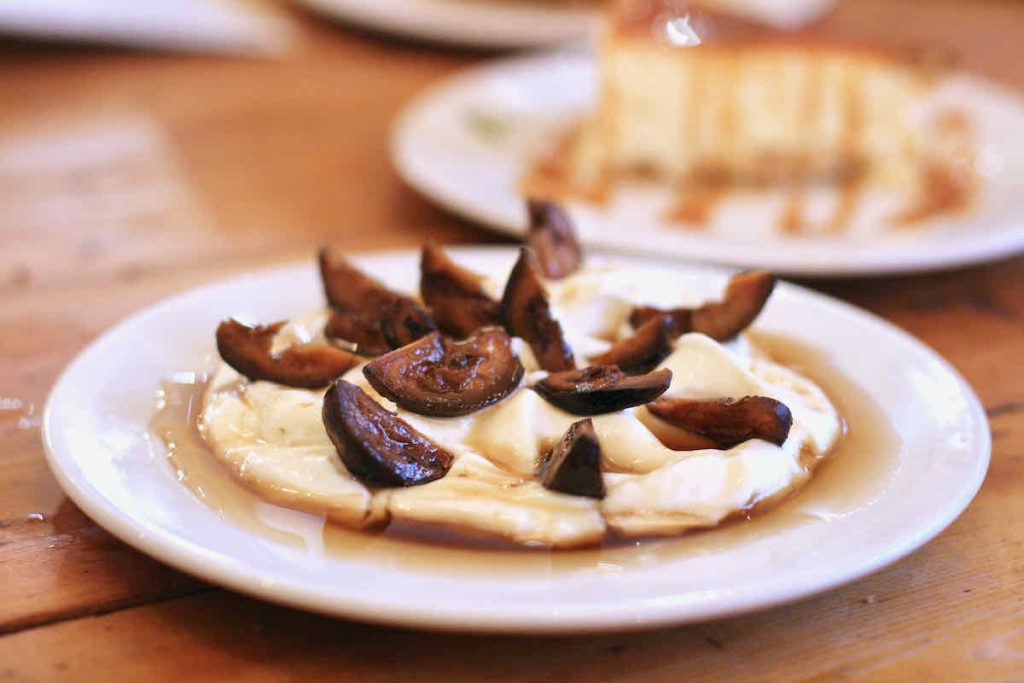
293, 0, 596, 49
392, 51, 1024, 276
0, 0, 291, 54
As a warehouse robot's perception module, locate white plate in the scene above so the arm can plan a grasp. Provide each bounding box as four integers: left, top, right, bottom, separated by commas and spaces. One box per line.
44, 248, 989, 633
293, 0, 595, 49
393, 52, 1024, 276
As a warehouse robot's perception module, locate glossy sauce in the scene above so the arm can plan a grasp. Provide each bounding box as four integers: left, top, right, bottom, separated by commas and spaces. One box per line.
154, 334, 901, 576
892, 110, 977, 226
665, 182, 726, 228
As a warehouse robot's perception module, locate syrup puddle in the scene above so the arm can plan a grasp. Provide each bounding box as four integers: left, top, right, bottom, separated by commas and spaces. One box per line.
153, 335, 901, 576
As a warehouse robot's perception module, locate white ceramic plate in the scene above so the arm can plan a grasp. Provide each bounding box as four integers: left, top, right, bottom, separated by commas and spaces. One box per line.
44, 248, 989, 633
393, 52, 1024, 276
292, 0, 596, 49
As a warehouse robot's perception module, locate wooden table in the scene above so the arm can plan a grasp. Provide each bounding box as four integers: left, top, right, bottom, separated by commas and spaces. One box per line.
1, 1, 1022, 679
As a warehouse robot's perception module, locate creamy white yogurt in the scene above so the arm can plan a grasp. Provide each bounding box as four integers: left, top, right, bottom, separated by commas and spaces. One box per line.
201, 263, 841, 546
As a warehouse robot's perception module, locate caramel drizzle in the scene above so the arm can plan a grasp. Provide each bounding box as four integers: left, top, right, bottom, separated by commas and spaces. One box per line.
779, 185, 806, 235
666, 182, 727, 228
892, 110, 977, 227
517, 45, 974, 235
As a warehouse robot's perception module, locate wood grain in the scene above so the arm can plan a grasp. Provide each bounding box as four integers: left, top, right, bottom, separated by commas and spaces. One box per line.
0, 0, 1022, 679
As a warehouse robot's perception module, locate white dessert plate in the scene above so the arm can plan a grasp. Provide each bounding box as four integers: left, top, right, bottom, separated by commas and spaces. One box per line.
292, 0, 596, 49
44, 248, 989, 633
393, 52, 1024, 276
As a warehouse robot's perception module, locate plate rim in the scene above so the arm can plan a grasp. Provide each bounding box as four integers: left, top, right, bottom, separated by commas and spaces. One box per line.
391, 50, 1024, 277
43, 247, 992, 633
292, 0, 595, 49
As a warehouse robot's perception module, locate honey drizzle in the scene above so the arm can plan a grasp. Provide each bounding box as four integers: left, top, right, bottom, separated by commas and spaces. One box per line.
153, 334, 901, 576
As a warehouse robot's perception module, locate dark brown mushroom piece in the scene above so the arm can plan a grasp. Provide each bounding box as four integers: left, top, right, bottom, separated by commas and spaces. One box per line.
318, 247, 436, 350
539, 418, 605, 499
646, 395, 793, 450
535, 366, 672, 416
318, 248, 397, 313
630, 271, 776, 342
363, 329, 524, 417
501, 247, 575, 372
589, 314, 676, 374
216, 319, 359, 389
324, 310, 390, 357
323, 380, 454, 487
420, 242, 502, 338
526, 199, 583, 279
379, 297, 437, 349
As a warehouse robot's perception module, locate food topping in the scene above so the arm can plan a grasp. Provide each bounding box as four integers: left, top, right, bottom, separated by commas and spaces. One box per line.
539, 418, 605, 499
589, 313, 675, 373
324, 310, 390, 357
420, 242, 502, 337
501, 247, 576, 372
322, 379, 454, 487
319, 247, 436, 349
526, 199, 583, 279
216, 319, 360, 389
647, 395, 793, 449
535, 365, 672, 415
379, 297, 437, 349
363, 329, 524, 417
630, 270, 776, 341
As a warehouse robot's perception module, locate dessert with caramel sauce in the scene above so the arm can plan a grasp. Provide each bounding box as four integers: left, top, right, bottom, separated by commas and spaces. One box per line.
523, 0, 976, 233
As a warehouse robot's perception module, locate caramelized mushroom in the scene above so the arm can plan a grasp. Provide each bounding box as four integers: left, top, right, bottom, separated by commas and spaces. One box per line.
379, 297, 437, 349
589, 314, 675, 373
630, 271, 776, 342
363, 329, 523, 417
420, 242, 502, 337
501, 247, 575, 372
646, 395, 793, 449
323, 380, 454, 487
319, 247, 436, 349
216, 319, 359, 389
539, 418, 605, 499
324, 310, 390, 357
318, 248, 397, 313
535, 366, 672, 416
526, 199, 583, 279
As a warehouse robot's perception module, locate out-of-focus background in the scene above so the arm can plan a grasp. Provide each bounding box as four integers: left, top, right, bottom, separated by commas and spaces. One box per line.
3, 0, 1023, 290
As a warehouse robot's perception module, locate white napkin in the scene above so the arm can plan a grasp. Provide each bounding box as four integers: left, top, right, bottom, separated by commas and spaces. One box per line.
0, 0, 293, 55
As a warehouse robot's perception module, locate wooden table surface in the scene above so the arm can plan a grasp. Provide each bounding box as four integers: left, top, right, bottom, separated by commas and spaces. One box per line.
1, 1, 1022, 680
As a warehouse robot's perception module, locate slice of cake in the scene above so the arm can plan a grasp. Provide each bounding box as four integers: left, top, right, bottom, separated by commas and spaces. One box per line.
560, 0, 933, 195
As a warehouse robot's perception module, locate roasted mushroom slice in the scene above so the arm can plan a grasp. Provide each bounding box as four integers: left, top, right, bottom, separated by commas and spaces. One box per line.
363, 329, 524, 417
379, 297, 437, 349
216, 319, 359, 389
318, 248, 397, 313
420, 242, 502, 337
501, 247, 575, 372
630, 271, 776, 342
539, 418, 605, 499
319, 247, 436, 349
324, 310, 390, 357
535, 366, 672, 416
323, 380, 454, 487
526, 199, 583, 279
646, 395, 793, 449
589, 314, 675, 374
